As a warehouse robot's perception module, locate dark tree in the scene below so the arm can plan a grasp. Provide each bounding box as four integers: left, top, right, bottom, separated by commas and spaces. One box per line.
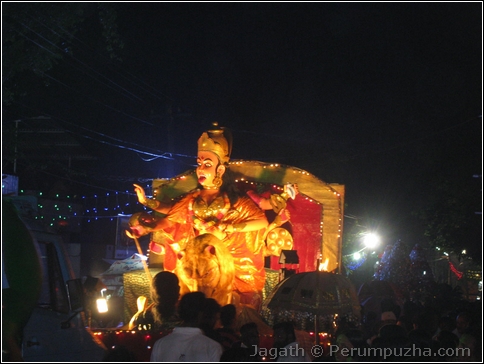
2, 2, 124, 105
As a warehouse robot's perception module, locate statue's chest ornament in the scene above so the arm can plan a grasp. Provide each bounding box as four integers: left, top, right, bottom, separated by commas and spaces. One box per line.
188, 192, 231, 231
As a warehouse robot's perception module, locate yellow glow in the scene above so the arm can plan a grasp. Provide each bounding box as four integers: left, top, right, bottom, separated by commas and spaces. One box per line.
318, 258, 329, 271
97, 298, 108, 313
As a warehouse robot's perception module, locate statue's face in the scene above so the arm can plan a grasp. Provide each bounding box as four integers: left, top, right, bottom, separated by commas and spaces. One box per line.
196, 150, 223, 187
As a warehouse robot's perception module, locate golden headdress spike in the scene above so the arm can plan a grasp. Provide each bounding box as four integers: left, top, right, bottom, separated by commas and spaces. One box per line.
197, 122, 232, 164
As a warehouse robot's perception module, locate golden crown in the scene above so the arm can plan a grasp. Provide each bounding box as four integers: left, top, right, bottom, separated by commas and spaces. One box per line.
197, 122, 232, 164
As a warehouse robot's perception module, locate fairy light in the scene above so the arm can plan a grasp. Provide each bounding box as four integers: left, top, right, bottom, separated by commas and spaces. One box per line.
18, 189, 140, 225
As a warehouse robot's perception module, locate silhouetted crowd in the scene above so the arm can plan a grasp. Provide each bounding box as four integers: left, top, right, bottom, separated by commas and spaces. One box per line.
103, 272, 482, 362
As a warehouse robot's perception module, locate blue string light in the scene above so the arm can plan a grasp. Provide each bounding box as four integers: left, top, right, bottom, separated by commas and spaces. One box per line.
18, 188, 142, 223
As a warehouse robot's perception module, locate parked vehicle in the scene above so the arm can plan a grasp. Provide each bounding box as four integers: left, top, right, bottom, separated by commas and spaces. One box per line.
2, 196, 106, 361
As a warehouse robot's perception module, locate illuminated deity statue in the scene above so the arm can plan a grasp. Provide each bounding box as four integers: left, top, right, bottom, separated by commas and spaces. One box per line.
128, 123, 295, 310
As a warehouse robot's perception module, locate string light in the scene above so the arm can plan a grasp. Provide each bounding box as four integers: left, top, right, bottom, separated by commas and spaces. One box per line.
18, 188, 142, 224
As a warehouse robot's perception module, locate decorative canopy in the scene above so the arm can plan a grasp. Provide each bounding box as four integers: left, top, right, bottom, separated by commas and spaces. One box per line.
261, 271, 361, 332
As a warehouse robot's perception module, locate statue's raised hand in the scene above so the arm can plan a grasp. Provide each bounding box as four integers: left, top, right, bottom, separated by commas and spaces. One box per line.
133, 184, 147, 204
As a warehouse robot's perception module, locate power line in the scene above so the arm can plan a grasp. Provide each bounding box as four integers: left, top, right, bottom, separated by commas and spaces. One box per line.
22, 7, 175, 103
9, 22, 163, 130
39, 71, 155, 126
11, 26, 157, 126
15, 17, 144, 103
10, 101, 197, 162
49, 15, 175, 103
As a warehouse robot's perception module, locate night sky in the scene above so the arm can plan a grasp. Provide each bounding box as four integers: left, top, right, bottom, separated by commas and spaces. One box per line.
2, 2, 482, 256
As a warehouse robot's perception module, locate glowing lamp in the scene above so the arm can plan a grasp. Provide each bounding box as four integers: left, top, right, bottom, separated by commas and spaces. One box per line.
363, 233, 380, 249
97, 288, 108, 313
97, 298, 108, 313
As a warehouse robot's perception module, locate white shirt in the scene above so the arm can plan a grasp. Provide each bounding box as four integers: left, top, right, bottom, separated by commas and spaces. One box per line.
150, 327, 223, 362
276, 341, 312, 362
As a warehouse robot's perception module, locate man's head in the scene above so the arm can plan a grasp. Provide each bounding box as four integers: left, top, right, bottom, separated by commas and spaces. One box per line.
199, 298, 221, 329
178, 291, 206, 326
240, 322, 260, 348
273, 321, 297, 349
381, 311, 397, 328
220, 304, 237, 328
455, 312, 471, 335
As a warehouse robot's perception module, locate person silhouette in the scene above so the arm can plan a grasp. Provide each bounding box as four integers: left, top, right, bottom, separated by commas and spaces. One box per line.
150, 292, 223, 362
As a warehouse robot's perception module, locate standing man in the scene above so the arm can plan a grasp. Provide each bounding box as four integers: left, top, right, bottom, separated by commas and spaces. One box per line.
150, 292, 223, 362
272, 321, 312, 362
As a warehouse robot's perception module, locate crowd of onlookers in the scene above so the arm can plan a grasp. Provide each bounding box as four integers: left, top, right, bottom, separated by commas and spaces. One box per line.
321, 307, 481, 362
315, 293, 482, 362
103, 272, 482, 362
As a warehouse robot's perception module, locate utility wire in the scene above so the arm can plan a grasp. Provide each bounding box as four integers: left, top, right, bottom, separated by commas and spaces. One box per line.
15, 19, 144, 103
48, 15, 175, 102
11, 100, 197, 163
22, 8, 175, 103
10, 26, 156, 126
39, 71, 155, 126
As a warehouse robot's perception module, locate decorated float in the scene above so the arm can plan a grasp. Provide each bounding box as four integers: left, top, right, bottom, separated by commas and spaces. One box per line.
92, 158, 356, 360
92, 124, 357, 361
117, 159, 347, 319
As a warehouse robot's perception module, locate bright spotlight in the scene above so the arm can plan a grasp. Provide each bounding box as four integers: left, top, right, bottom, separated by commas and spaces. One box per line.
363, 233, 380, 249
353, 252, 361, 260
